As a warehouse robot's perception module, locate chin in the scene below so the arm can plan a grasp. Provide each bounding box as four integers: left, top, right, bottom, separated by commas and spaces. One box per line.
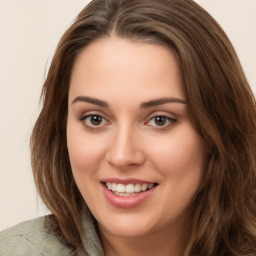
97, 213, 156, 238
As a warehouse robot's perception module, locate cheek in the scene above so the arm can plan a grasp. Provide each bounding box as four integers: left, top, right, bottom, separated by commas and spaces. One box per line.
150, 126, 206, 178
66, 123, 106, 207
67, 123, 106, 175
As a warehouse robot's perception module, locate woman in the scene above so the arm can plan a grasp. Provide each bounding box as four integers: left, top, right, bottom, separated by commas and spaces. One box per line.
1, 0, 256, 255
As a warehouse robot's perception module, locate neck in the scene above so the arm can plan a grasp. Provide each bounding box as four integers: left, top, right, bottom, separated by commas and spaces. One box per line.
99, 225, 186, 256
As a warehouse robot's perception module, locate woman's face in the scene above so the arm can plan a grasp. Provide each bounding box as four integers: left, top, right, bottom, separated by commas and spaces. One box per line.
67, 37, 206, 239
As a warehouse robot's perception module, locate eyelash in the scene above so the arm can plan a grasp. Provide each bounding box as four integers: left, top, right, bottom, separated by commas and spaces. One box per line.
79, 113, 177, 130
79, 113, 109, 130
146, 115, 177, 129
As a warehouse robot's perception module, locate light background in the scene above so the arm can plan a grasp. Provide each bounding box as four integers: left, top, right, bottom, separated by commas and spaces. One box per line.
0, 0, 255, 231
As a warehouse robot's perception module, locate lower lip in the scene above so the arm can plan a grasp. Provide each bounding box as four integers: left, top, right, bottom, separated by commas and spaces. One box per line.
101, 183, 157, 209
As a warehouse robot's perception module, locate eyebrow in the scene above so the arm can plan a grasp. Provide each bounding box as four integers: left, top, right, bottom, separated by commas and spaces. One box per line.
72, 96, 186, 108
140, 97, 186, 108
72, 96, 109, 107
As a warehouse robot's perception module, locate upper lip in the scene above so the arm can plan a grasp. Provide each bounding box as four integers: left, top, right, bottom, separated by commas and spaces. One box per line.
100, 178, 157, 185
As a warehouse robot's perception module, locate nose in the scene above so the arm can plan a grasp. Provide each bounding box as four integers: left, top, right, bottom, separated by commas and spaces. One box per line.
106, 125, 145, 169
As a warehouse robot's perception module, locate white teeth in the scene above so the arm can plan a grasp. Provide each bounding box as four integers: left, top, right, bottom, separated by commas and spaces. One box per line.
141, 184, 147, 191
112, 183, 117, 192
115, 192, 137, 196
147, 183, 154, 189
116, 184, 126, 193
125, 184, 135, 193
134, 183, 141, 192
105, 182, 155, 195
106, 182, 112, 190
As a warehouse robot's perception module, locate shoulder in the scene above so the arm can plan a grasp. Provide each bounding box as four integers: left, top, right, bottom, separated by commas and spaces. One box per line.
0, 216, 74, 256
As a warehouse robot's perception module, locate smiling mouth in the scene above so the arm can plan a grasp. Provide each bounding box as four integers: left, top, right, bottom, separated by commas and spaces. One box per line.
103, 182, 158, 196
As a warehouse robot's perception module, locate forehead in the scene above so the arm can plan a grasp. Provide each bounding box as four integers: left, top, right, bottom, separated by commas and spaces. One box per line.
69, 37, 185, 103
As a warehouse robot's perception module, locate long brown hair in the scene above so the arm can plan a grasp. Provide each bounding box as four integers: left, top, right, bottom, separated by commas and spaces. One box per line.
31, 0, 256, 254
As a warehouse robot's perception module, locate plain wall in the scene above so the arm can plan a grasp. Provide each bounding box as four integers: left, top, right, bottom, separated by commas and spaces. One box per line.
0, 0, 255, 231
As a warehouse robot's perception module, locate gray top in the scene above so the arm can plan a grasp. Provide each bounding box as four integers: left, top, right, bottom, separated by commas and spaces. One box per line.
0, 215, 104, 256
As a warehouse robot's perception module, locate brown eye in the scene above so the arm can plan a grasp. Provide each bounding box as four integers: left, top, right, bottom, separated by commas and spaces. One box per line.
147, 115, 176, 128
90, 115, 103, 126
154, 116, 168, 126
81, 114, 108, 128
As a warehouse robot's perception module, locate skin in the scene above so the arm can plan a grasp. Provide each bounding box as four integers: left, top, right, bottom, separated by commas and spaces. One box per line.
67, 37, 206, 256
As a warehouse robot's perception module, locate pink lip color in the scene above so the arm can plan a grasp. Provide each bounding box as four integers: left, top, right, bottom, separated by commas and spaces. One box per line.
101, 183, 157, 209
101, 178, 154, 185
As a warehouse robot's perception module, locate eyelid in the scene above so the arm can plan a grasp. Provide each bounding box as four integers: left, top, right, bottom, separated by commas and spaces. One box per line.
144, 112, 177, 129
145, 111, 177, 121
78, 110, 177, 130
78, 109, 111, 120
79, 111, 111, 130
